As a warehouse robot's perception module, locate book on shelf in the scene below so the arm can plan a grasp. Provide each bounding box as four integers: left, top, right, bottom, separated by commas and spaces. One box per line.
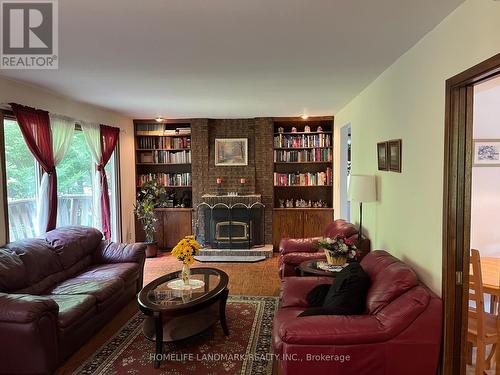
137, 136, 190, 149
274, 133, 331, 148
150, 150, 191, 164
274, 148, 332, 162
136, 123, 191, 136
273, 168, 332, 186
137, 173, 192, 187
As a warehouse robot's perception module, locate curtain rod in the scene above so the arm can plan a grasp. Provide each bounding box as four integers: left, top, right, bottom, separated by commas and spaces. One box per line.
0, 102, 125, 132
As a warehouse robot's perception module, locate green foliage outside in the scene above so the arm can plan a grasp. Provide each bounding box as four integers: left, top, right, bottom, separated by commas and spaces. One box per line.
4, 120, 93, 201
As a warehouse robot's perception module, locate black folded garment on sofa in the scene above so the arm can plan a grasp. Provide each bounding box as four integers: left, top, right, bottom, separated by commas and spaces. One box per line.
299, 262, 370, 317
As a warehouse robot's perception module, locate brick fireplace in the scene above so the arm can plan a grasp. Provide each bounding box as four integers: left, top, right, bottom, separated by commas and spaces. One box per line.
191, 118, 274, 244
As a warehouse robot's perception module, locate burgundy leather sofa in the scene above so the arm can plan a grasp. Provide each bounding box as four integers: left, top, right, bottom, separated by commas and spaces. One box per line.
0, 226, 146, 375
273, 250, 442, 375
278, 219, 371, 278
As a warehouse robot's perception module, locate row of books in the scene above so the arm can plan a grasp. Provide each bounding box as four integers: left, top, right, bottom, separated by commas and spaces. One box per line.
274, 168, 333, 186
138, 150, 191, 164
136, 123, 191, 136
274, 148, 332, 162
137, 136, 191, 150
274, 134, 331, 149
137, 173, 192, 187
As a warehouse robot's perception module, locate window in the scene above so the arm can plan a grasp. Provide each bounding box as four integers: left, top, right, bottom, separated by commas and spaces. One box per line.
56, 130, 94, 227
4, 118, 39, 241
3, 118, 120, 242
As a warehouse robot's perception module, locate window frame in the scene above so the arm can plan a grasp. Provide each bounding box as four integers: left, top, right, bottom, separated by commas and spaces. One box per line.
0, 112, 122, 243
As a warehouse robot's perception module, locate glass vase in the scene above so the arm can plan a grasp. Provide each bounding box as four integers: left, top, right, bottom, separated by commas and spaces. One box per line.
181, 263, 190, 286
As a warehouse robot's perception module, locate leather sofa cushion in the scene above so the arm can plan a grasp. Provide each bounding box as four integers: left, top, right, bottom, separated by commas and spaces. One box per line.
280, 277, 333, 308
45, 294, 96, 328
324, 219, 358, 239
361, 250, 418, 314
6, 238, 63, 289
45, 226, 103, 269
49, 278, 124, 302
0, 249, 26, 292
75, 263, 140, 285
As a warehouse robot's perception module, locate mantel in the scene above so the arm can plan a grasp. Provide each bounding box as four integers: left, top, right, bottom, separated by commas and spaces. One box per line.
201, 194, 262, 207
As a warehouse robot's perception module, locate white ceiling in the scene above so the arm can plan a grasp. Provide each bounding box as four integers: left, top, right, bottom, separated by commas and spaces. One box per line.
0, 0, 463, 119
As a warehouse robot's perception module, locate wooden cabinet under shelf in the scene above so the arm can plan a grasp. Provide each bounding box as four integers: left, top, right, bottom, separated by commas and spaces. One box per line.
272, 208, 334, 249
136, 208, 193, 250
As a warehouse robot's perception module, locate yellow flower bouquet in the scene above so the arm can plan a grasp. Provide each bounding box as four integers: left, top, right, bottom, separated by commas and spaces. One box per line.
171, 235, 201, 265
171, 235, 201, 285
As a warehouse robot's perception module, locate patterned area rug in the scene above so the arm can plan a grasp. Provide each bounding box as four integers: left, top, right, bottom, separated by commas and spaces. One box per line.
74, 296, 278, 375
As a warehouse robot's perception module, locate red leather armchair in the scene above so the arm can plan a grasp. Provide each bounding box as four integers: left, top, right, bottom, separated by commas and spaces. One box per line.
278, 219, 370, 278
273, 250, 442, 375
0, 226, 146, 375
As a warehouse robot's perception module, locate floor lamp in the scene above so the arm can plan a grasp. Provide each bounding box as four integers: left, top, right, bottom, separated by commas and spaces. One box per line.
348, 175, 377, 239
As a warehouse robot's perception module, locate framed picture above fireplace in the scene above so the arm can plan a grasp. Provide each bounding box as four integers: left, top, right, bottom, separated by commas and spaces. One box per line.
215, 138, 248, 166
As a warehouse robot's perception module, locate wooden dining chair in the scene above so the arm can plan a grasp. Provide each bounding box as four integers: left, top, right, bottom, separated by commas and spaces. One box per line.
467, 249, 499, 375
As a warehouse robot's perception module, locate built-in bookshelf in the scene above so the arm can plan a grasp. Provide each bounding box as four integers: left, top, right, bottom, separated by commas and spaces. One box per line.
134, 120, 192, 208
273, 117, 333, 209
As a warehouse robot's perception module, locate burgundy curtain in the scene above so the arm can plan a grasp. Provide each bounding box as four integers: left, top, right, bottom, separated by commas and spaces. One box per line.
99, 125, 119, 240
10, 103, 57, 232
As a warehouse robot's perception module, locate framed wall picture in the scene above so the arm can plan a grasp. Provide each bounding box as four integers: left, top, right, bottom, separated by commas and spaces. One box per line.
215, 138, 248, 166
377, 141, 389, 171
388, 139, 402, 173
473, 139, 500, 167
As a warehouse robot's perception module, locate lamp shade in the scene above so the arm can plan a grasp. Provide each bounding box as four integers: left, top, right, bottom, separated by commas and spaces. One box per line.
348, 175, 377, 202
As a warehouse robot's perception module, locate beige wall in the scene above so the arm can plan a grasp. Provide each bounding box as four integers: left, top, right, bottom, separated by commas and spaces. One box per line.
334, 0, 500, 295
0, 76, 136, 245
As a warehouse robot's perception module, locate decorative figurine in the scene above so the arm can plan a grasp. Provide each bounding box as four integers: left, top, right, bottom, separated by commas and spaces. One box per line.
291, 127, 297, 133
304, 125, 311, 133
278, 127, 284, 133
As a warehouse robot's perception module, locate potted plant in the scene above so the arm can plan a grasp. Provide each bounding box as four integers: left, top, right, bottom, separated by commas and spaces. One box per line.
317, 235, 358, 265
134, 180, 166, 258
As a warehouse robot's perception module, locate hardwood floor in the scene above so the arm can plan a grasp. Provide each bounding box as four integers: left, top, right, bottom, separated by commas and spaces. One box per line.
55, 253, 281, 375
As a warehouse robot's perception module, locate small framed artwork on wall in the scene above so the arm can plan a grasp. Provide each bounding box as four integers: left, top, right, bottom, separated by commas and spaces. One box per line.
215, 138, 248, 166
388, 139, 402, 173
377, 141, 388, 171
473, 139, 500, 167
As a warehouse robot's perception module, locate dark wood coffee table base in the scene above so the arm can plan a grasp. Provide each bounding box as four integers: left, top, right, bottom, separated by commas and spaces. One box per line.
143, 288, 229, 368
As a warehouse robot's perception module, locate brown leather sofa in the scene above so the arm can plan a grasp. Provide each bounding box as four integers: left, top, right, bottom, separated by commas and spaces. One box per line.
0, 226, 146, 375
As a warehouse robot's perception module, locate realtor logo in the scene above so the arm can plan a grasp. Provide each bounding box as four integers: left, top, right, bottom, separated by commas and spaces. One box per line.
1, 0, 58, 69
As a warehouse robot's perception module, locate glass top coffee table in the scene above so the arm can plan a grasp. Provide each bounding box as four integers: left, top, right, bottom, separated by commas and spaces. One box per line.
137, 267, 229, 368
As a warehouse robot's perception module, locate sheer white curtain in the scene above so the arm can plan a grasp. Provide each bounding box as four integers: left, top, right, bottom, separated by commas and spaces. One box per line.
36, 116, 74, 235
81, 122, 102, 231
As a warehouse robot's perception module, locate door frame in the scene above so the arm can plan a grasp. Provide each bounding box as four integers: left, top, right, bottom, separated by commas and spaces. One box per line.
339, 123, 351, 221
442, 52, 500, 375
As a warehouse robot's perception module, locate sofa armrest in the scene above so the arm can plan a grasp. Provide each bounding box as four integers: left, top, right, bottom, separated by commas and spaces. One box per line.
281, 276, 333, 308
279, 237, 322, 255
0, 293, 58, 323
95, 241, 146, 264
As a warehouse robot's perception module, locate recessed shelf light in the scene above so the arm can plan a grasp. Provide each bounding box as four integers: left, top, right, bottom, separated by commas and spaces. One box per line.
300, 115, 309, 120
155, 117, 164, 122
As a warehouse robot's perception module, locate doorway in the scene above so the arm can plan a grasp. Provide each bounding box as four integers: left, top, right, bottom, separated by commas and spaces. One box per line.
443, 53, 500, 375
339, 123, 351, 221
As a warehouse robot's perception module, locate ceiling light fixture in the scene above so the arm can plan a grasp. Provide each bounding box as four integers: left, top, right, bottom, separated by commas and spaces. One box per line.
300, 115, 309, 120
155, 117, 164, 123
